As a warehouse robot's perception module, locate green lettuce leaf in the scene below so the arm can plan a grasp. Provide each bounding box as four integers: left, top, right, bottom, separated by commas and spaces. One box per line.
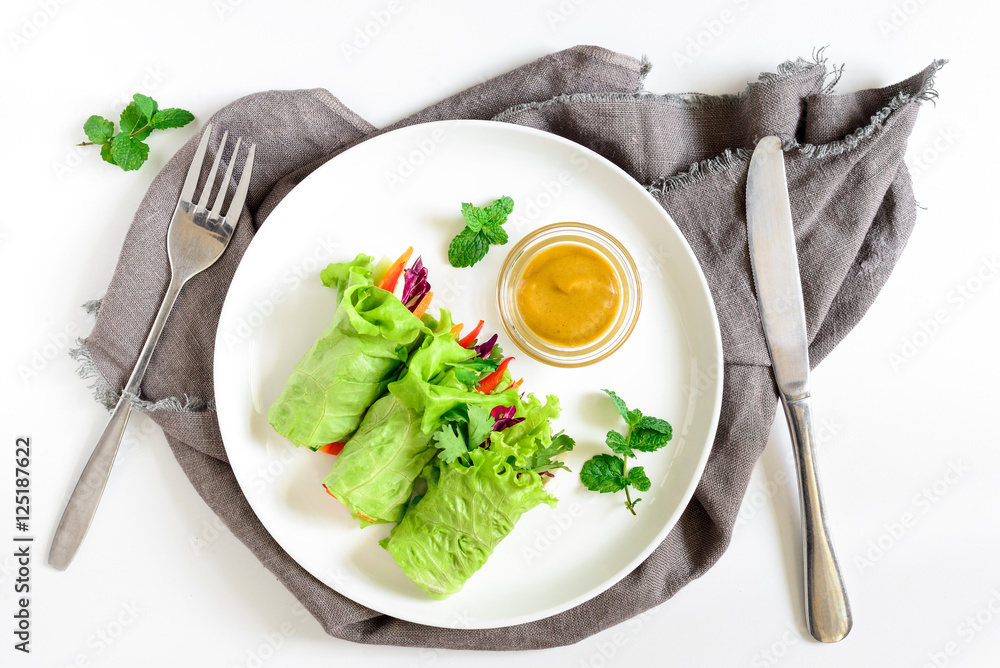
388, 331, 518, 434
267, 257, 429, 449
380, 448, 556, 599
488, 393, 562, 469
321, 394, 436, 526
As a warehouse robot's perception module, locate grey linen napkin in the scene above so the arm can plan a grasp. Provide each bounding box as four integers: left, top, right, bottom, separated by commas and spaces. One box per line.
74, 45, 943, 650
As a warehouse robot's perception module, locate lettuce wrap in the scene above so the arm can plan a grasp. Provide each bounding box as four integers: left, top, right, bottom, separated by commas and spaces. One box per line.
380, 448, 557, 600
380, 390, 574, 599
267, 254, 432, 449
321, 393, 435, 525
322, 327, 517, 525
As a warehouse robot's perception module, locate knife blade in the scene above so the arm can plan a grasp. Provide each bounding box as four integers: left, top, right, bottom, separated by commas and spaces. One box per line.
746, 136, 853, 643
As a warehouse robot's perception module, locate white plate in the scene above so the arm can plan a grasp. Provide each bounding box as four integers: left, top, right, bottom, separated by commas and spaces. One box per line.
214, 120, 723, 629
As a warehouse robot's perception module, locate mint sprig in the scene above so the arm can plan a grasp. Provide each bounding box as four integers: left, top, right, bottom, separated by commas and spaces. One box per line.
80, 94, 194, 172
447, 196, 514, 268
579, 390, 673, 515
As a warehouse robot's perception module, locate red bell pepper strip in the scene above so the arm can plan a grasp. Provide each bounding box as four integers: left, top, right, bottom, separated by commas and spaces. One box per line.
458, 320, 485, 348
319, 442, 345, 455
476, 356, 513, 394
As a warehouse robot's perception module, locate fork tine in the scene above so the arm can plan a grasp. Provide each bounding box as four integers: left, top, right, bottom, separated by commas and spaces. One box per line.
223, 143, 255, 223
209, 137, 241, 219
195, 130, 228, 211
180, 123, 214, 204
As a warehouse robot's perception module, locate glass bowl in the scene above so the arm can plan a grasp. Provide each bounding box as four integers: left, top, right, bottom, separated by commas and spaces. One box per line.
496, 222, 641, 368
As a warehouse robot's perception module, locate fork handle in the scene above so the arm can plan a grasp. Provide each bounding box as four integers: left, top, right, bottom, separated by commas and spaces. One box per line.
48, 277, 185, 570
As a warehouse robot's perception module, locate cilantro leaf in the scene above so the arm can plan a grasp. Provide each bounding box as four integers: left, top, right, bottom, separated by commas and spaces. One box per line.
448, 197, 514, 268
110, 135, 150, 171
150, 108, 195, 130
527, 432, 575, 473
579, 454, 627, 493
433, 424, 470, 465
466, 404, 494, 447
83, 115, 114, 145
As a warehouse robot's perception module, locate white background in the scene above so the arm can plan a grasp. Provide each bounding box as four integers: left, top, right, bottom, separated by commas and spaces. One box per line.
2, 1, 997, 667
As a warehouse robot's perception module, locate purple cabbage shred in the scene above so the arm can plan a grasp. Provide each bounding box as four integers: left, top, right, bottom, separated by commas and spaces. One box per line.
474, 333, 498, 358
401, 256, 430, 310
490, 405, 524, 432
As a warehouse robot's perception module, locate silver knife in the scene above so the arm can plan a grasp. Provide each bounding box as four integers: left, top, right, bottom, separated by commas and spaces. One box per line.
746, 136, 853, 643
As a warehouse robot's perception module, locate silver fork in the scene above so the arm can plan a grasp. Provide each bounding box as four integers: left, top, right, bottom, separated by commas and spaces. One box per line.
49, 124, 256, 570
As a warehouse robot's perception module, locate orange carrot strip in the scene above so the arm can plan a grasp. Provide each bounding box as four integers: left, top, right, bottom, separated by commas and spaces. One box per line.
449, 323, 464, 338
411, 291, 433, 319
376, 246, 413, 293
458, 320, 485, 348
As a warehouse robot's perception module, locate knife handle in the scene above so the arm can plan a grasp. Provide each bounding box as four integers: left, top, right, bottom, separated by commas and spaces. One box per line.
782, 394, 853, 642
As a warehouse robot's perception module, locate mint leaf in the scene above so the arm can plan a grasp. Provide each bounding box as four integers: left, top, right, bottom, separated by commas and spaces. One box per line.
582, 390, 674, 515
481, 224, 508, 246
460, 201, 487, 232
636, 415, 672, 436
579, 454, 627, 493
132, 93, 158, 122
602, 389, 629, 423
100, 140, 116, 165
448, 197, 514, 268
80, 95, 194, 172
448, 227, 489, 268
119, 101, 151, 141
626, 466, 651, 492
631, 428, 671, 453
83, 115, 114, 145
150, 108, 195, 130
605, 430, 631, 457
110, 134, 149, 171
433, 424, 470, 465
